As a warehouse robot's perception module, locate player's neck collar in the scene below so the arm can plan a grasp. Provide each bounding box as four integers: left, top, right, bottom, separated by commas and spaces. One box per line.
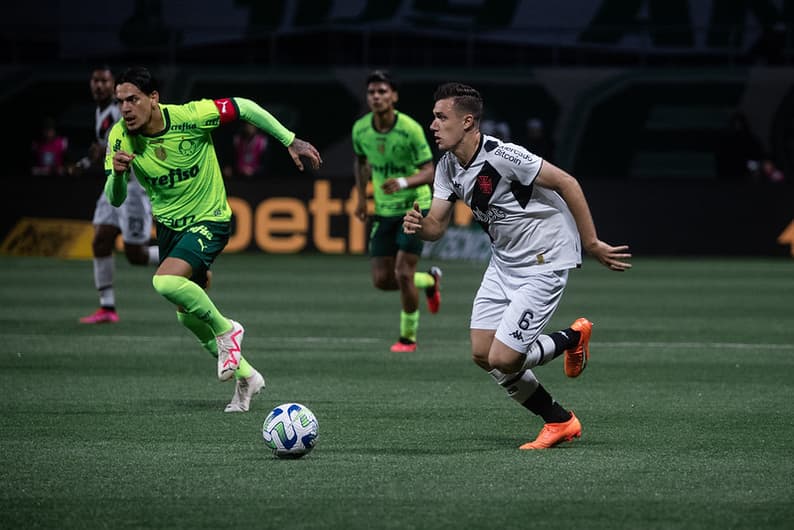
458, 131, 483, 169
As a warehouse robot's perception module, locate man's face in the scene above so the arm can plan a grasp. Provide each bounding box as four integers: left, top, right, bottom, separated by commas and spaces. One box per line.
366, 81, 397, 113
116, 82, 157, 134
90, 69, 115, 104
430, 97, 467, 152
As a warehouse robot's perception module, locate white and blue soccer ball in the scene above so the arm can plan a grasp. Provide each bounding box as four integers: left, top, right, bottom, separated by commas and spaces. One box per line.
262, 402, 319, 459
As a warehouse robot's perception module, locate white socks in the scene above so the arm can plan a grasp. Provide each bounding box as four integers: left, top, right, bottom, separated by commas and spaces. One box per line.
521, 334, 557, 370
489, 368, 539, 404
148, 245, 159, 265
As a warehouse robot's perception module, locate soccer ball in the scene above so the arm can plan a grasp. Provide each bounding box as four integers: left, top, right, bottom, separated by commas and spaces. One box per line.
262, 402, 319, 459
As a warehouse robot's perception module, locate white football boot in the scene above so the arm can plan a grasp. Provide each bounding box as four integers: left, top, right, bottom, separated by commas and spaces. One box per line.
224, 369, 266, 413
216, 320, 244, 381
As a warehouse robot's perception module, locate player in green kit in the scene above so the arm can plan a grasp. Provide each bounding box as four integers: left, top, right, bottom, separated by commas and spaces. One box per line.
353, 70, 442, 353
104, 66, 322, 412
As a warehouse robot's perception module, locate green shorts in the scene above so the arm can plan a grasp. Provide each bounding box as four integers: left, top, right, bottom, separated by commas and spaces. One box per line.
156, 221, 230, 287
368, 212, 427, 257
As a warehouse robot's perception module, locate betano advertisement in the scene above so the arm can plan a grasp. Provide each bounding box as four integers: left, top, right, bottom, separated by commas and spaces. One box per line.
223, 179, 472, 254
0, 178, 477, 259
1, 176, 792, 258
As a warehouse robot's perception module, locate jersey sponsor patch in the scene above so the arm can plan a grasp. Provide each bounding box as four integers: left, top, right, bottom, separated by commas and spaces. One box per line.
213, 98, 237, 124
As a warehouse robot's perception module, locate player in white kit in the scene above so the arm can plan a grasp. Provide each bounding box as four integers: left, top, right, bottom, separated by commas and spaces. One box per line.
404, 83, 631, 449
79, 66, 159, 324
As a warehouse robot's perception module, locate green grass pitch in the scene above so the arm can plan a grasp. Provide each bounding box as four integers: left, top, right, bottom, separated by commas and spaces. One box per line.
1, 253, 792, 529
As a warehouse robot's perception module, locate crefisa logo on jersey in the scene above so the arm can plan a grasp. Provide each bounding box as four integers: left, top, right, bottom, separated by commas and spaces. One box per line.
477, 175, 493, 195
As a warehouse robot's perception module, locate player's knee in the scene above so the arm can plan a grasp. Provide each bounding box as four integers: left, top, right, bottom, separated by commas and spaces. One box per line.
152, 275, 166, 295
124, 245, 149, 266
394, 269, 413, 288
92, 237, 113, 256
152, 274, 182, 297
372, 271, 396, 290
488, 351, 521, 374
471, 351, 490, 370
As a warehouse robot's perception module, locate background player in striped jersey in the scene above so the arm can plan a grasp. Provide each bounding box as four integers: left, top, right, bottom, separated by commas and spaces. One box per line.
79, 65, 159, 324
404, 82, 631, 449
105, 66, 322, 413
352, 70, 442, 353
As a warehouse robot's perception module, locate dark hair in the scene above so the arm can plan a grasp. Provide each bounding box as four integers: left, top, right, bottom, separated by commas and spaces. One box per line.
117, 66, 159, 94
366, 69, 397, 90
433, 82, 483, 122
92, 64, 114, 75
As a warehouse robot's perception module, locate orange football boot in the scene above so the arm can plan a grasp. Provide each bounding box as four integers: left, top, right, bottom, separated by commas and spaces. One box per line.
519, 412, 582, 450
564, 318, 592, 378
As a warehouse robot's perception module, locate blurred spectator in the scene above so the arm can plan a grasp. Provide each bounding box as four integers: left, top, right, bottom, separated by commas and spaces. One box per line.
715, 111, 764, 180
525, 117, 555, 162
31, 117, 69, 177
223, 122, 269, 179
750, 156, 786, 183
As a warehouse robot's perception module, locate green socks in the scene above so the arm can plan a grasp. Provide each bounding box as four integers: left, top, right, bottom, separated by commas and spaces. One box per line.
395, 273, 435, 343
413, 272, 435, 290
152, 275, 231, 335
235, 357, 254, 379
159, 275, 256, 380
176, 310, 217, 356
400, 310, 419, 342
177, 309, 254, 378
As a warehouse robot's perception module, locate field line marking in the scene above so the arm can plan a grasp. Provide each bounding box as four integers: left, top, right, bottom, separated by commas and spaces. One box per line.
4, 335, 791, 349
4, 334, 380, 344
599, 341, 794, 350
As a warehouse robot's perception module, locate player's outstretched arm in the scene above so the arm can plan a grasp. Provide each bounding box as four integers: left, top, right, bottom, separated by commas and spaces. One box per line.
535, 161, 632, 272
234, 97, 323, 171
585, 240, 632, 272
287, 138, 323, 171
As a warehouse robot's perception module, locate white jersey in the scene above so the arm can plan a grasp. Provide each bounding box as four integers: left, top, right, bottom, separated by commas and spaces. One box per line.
95, 103, 121, 148
96, 102, 144, 190
433, 134, 581, 275
92, 102, 149, 238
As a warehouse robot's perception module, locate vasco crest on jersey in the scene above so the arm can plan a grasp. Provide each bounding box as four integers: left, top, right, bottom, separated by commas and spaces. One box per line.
477, 174, 493, 195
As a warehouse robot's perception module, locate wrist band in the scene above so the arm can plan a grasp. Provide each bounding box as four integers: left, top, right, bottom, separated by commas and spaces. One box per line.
397, 177, 408, 189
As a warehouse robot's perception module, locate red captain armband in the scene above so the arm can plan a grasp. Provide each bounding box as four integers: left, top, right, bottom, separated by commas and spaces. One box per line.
213, 98, 238, 124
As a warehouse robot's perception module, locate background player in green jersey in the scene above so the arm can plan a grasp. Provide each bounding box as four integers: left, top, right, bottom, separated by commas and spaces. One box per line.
352, 70, 442, 353
105, 66, 322, 413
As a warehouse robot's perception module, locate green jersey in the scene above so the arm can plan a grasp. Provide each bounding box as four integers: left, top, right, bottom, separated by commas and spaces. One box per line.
105, 99, 232, 230
352, 110, 433, 216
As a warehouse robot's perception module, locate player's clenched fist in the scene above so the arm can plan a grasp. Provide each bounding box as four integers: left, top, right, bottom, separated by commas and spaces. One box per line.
403, 202, 422, 234
112, 151, 135, 173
